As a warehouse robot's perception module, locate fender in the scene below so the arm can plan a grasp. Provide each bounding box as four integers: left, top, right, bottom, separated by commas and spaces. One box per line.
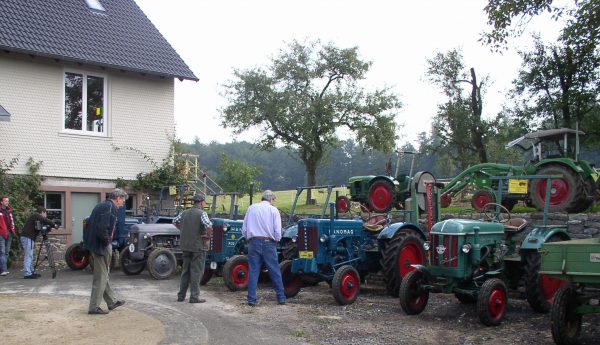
409, 264, 432, 281
520, 225, 571, 251
281, 224, 298, 239
377, 222, 428, 242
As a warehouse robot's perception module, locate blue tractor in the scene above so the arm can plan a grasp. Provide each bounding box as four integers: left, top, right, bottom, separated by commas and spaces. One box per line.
280, 171, 441, 304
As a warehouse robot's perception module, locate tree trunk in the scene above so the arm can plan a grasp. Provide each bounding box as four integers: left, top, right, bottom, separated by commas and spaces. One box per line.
469, 68, 488, 163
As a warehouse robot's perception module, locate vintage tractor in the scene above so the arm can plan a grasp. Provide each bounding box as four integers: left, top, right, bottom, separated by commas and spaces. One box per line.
540, 237, 600, 345
280, 171, 441, 305
342, 151, 418, 213
399, 175, 571, 326
441, 128, 599, 213
121, 223, 182, 279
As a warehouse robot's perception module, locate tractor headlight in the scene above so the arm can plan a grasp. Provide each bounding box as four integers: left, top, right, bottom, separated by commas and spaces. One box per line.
143, 233, 151, 240
462, 243, 472, 254
319, 234, 329, 243
224, 224, 230, 232
423, 241, 431, 251
292, 235, 297, 243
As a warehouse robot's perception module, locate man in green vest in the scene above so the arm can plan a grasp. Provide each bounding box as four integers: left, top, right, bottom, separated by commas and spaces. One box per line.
177, 194, 212, 303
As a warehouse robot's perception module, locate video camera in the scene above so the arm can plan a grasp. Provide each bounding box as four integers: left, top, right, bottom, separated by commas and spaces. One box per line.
35, 220, 53, 239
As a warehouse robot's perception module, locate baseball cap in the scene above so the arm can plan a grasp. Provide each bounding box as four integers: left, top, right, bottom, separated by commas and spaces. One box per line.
192, 194, 205, 203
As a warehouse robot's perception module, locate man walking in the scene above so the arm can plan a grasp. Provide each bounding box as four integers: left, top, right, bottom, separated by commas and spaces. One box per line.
0, 196, 15, 276
177, 194, 212, 303
20, 206, 58, 279
84, 189, 128, 314
242, 190, 285, 306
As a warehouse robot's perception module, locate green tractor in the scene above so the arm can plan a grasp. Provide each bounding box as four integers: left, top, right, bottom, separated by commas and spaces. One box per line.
441, 128, 599, 213
399, 175, 571, 326
340, 151, 419, 213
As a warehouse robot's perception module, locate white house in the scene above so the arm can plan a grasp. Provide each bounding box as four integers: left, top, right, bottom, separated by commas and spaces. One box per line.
0, 0, 198, 244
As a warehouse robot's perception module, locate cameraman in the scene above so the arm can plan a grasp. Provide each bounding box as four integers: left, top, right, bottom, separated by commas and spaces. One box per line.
20, 206, 57, 279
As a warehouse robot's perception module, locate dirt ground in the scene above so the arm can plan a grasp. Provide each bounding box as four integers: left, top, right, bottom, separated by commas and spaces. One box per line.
205, 277, 600, 345
0, 295, 165, 345
2, 273, 599, 345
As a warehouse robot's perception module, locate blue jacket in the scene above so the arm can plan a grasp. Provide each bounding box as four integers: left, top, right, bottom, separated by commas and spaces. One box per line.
83, 200, 117, 256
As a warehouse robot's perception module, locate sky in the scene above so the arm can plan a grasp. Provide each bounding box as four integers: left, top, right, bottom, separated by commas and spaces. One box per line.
134, 0, 561, 147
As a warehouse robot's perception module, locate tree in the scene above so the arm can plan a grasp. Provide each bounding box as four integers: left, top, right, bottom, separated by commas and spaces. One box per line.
508, 36, 600, 140
216, 154, 262, 197
425, 49, 492, 169
221, 40, 401, 188
481, 0, 599, 51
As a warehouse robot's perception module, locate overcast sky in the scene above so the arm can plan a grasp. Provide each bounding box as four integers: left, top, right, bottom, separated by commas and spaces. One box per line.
134, 0, 560, 147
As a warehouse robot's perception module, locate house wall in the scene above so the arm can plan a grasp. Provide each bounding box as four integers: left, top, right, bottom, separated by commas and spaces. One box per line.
0, 52, 175, 180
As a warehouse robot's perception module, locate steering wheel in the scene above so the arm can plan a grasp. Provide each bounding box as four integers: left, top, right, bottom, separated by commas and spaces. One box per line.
481, 203, 511, 223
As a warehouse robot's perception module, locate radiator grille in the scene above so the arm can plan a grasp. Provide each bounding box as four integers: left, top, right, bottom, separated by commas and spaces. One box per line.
298, 225, 319, 255
432, 234, 459, 268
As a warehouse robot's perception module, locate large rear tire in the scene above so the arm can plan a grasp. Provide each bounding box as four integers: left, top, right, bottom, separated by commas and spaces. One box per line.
530, 165, 582, 213
551, 286, 581, 345
477, 278, 507, 326
65, 243, 90, 270
523, 236, 567, 313
380, 231, 426, 297
399, 270, 429, 315
223, 255, 249, 291
368, 179, 396, 213
332, 265, 360, 305
471, 189, 496, 212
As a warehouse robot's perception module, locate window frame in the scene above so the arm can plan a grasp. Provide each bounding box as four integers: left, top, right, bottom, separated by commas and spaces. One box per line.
43, 192, 64, 228
62, 69, 108, 137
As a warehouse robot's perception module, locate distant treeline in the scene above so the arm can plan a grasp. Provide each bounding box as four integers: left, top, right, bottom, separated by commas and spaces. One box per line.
182, 138, 600, 191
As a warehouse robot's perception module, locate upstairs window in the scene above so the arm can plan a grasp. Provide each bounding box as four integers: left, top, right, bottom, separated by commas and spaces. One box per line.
64, 71, 107, 136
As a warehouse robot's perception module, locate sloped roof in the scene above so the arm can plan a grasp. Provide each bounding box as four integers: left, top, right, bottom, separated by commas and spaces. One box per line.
0, 0, 198, 81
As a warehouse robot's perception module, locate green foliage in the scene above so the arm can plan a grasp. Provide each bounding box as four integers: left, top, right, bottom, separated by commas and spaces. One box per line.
215, 154, 262, 197
221, 39, 401, 186
425, 48, 493, 169
113, 137, 189, 192
0, 157, 45, 260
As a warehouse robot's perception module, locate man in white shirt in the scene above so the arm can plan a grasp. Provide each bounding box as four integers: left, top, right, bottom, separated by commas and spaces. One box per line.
242, 190, 285, 306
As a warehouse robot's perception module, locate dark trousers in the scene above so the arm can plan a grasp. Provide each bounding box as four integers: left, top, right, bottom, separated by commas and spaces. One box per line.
178, 251, 206, 300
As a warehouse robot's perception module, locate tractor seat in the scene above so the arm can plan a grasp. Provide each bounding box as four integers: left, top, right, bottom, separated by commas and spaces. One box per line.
364, 215, 387, 232
503, 218, 528, 232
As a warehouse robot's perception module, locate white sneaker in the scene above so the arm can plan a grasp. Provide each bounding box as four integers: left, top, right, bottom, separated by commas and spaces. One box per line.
0, 271, 8, 276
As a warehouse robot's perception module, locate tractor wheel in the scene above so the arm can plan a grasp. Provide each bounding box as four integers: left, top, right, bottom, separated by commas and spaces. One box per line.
223, 255, 249, 291
65, 243, 90, 270
399, 270, 429, 315
280, 260, 302, 298
368, 179, 396, 213
380, 231, 426, 297
146, 248, 177, 280
332, 265, 360, 305
200, 268, 213, 285
524, 235, 567, 313
471, 189, 496, 212
551, 286, 581, 345
119, 248, 145, 275
440, 193, 452, 208
335, 195, 351, 214
455, 292, 477, 304
281, 239, 298, 261
530, 165, 582, 213
477, 278, 507, 326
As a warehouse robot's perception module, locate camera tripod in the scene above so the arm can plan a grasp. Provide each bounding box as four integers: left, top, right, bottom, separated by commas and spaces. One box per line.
33, 233, 57, 279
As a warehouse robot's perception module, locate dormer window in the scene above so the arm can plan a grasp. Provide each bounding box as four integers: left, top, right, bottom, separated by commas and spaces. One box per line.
85, 0, 105, 12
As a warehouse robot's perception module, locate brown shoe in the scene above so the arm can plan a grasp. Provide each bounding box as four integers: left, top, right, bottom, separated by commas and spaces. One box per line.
88, 307, 109, 315
189, 298, 206, 303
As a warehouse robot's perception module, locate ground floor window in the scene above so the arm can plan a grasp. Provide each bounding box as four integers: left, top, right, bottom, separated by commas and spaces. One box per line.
44, 193, 64, 227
